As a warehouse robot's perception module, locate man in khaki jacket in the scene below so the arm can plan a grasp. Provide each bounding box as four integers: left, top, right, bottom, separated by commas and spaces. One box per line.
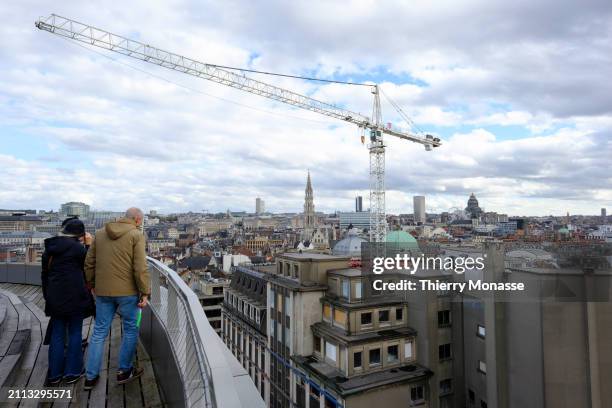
84, 208, 150, 389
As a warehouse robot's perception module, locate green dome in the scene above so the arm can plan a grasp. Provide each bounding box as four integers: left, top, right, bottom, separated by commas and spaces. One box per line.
385, 230, 420, 252
558, 227, 569, 234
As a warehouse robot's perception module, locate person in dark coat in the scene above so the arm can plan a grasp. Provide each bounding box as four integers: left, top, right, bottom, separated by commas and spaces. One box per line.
41, 218, 92, 386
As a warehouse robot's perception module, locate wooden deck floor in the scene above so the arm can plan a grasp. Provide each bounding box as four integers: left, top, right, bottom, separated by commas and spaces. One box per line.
0, 283, 163, 407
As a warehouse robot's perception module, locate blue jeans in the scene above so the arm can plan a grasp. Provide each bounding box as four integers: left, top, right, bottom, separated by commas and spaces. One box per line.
48, 315, 84, 379
86, 295, 139, 380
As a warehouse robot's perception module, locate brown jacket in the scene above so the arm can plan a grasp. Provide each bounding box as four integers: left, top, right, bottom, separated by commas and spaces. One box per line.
85, 218, 150, 296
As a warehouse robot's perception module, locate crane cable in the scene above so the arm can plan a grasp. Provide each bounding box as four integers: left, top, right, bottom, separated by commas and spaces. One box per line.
378, 86, 427, 135
208, 64, 374, 87
55, 36, 345, 126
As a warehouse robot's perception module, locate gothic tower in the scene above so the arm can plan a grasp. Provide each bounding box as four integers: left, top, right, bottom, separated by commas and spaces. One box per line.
303, 171, 316, 240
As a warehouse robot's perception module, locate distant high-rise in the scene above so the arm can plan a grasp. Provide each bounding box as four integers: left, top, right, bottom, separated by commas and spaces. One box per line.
355, 196, 363, 212
60, 201, 90, 218
602, 208, 607, 222
255, 197, 265, 215
413, 195, 426, 224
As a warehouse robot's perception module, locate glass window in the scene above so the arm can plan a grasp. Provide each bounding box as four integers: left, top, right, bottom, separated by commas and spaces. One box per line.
438, 310, 451, 326
395, 308, 403, 321
440, 379, 452, 394
477, 324, 486, 338
323, 304, 332, 320
325, 341, 337, 363
481, 401, 488, 408
369, 348, 381, 365
468, 389, 475, 403
404, 341, 413, 360
353, 351, 362, 369
360, 312, 372, 325
314, 335, 321, 353
478, 360, 487, 374
334, 308, 347, 326
410, 385, 424, 403
387, 345, 399, 362
341, 280, 350, 298
379, 309, 390, 322
355, 281, 362, 299
439, 343, 452, 361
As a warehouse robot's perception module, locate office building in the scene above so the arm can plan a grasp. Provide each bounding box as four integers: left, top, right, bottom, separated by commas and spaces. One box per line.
60, 201, 90, 218
339, 211, 370, 232
414, 195, 426, 224
195, 274, 230, 335
355, 196, 363, 212
256, 197, 265, 215
0, 215, 43, 232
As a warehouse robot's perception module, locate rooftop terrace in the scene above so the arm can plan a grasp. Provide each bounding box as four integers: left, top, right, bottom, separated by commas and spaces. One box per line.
0, 259, 264, 407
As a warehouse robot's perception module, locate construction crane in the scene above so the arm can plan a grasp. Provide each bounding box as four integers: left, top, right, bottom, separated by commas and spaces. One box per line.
35, 14, 441, 243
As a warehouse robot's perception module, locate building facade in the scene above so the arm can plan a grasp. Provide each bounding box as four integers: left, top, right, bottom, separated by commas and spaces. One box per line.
414, 196, 426, 225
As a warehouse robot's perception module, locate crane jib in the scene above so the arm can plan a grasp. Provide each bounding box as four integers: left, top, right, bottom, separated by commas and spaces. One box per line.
35, 13, 442, 244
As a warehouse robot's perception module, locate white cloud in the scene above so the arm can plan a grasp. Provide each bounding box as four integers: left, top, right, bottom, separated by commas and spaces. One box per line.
0, 0, 611, 216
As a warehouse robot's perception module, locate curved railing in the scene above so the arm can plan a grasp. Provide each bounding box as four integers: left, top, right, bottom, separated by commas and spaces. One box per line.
144, 258, 263, 408
0, 260, 263, 408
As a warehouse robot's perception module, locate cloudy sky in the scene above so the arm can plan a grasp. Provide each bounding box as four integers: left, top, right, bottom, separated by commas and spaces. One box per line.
1, 0, 611, 216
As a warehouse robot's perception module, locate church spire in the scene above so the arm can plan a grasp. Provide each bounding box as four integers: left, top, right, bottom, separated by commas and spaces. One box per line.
303, 171, 316, 240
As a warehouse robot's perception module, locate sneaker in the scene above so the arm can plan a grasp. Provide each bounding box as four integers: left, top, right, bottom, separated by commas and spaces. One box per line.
44, 376, 62, 387
116, 367, 144, 384
64, 369, 85, 384
84, 376, 99, 390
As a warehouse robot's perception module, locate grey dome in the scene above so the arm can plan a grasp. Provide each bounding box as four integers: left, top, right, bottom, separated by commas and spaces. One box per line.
333, 229, 366, 257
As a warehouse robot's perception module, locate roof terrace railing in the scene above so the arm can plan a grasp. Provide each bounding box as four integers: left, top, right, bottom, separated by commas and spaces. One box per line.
146, 257, 263, 408
0, 260, 263, 408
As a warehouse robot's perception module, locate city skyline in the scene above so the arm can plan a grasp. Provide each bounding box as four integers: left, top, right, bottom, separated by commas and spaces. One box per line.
1, 1, 611, 215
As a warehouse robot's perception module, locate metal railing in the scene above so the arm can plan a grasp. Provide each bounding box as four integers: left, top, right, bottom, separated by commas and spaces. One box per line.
146, 258, 264, 408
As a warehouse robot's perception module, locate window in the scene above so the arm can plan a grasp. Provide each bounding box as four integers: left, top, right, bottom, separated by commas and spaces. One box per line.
440, 379, 452, 394
439, 343, 452, 361
334, 308, 347, 326
438, 310, 451, 326
481, 401, 487, 408
477, 324, 486, 338
360, 312, 372, 325
314, 335, 321, 353
410, 385, 424, 403
478, 360, 487, 374
353, 351, 362, 369
378, 310, 390, 322
323, 304, 332, 320
404, 341, 413, 360
341, 280, 349, 298
468, 389, 475, 403
369, 348, 381, 365
325, 341, 337, 362
387, 345, 399, 362
355, 281, 362, 299
395, 307, 403, 321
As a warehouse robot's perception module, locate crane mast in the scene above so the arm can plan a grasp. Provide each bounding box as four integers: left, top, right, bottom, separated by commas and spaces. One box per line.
35, 14, 441, 242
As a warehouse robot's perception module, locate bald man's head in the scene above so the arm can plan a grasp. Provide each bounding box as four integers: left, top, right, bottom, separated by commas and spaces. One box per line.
125, 207, 144, 226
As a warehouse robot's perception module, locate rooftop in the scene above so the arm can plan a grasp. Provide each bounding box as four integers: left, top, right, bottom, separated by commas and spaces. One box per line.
292, 355, 431, 397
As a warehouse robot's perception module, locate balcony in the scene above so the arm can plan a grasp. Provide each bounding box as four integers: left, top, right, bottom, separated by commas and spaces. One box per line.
0, 258, 264, 407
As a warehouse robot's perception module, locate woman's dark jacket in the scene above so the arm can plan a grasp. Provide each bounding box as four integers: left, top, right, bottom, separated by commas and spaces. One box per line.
41, 236, 91, 318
